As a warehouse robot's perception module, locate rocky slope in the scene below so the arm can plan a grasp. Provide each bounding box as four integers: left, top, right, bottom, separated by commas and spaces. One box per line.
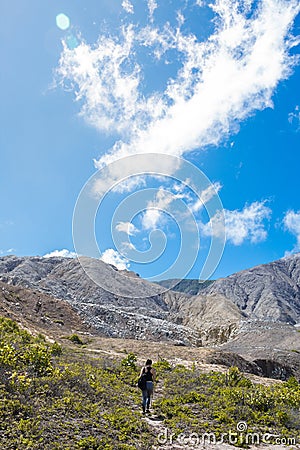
0, 280, 92, 337
161, 253, 300, 324
0, 254, 299, 379
0, 256, 200, 345
164, 291, 243, 345
201, 253, 300, 324
217, 320, 300, 378
156, 278, 214, 295
0, 255, 244, 345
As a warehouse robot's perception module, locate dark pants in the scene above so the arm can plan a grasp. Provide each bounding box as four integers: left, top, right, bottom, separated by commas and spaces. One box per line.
142, 381, 154, 411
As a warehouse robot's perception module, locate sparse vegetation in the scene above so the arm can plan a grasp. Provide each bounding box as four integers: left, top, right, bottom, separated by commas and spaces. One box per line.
156, 278, 214, 295
53, 319, 64, 326
121, 352, 137, 370
67, 333, 85, 345
155, 363, 300, 445
0, 317, 154, 449
0, 315, 300, 449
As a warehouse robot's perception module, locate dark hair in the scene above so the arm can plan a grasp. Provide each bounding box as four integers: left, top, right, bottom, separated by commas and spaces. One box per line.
145, 359, 152, 366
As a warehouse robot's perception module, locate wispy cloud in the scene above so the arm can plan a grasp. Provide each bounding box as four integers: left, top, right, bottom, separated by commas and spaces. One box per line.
148, 0, 158, 22
0, 248, 15, 255
116, 221, 139, 235
43, 249, 77, 258
288, 105, 300, 131
202, 201, 272, 245
138, 181, 223, 231
57, 26, 165, 139
191, 182, 222, 213
57, 0, 299, 263
141, 188, 185, 230
57, 0, 300, 175
100, 248, 130, 270
283, 209, 300, 253
122, 0, 134, 14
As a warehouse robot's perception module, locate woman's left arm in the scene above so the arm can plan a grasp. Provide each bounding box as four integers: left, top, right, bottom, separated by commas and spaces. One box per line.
151, 368, 156, 382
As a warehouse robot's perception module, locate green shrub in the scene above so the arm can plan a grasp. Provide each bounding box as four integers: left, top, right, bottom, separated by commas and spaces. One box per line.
0, 316, 19, 334
76, 436, 102, 449
121, 352, 137, 370
155, 364, 300, 443
51, 342, 62, 356
68, 334, 84, 345
23, 345, 53, 376
53, 319, 65, 325
286, 376, 299, 388
226, 366, 252, 387
153, 358, 172, 374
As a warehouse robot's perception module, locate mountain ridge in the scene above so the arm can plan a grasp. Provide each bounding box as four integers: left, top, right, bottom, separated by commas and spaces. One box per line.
159, 253, 300, 324
0, 253, 300, 379
201, 252, 300, 324
1, 253, 300, 326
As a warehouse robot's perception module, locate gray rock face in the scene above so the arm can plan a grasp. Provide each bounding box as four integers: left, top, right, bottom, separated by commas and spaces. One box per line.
219, 320, 300, 380
0, 255, 201, 345
1, 253, 300, 352
164, 291, 243, 345
1, 254, 300, 379
202, 253, 300, 324
156, 278, 214, 295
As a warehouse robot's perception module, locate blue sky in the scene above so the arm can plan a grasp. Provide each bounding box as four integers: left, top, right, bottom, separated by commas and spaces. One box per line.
1, 0, 300, 281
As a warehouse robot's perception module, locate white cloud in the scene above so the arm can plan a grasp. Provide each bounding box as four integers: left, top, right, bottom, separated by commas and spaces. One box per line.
191, 182, 222, 213
0, 248, 15, 255
139, 181, 222, 231
122, 0, 134, 14
148, 0, 158, 22
177, 11, 185, 27
283, 210, 300, 253
288, 105, 300, 131
57, 26, 158, 137
57, 1, 299, 194
141, 208, 163, 230
116, 221, 138, 235
43, 249, 77, 258
120, 241, 137, 252
141, 188, 182, 230
202, 201, 272, 245
100, 248, 130, 270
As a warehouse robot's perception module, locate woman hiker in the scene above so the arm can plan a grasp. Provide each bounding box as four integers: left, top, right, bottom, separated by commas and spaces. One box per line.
140, 359, 156, 414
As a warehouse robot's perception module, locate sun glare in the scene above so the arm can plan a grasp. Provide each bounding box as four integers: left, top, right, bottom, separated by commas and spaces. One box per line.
56, 13, 70, 31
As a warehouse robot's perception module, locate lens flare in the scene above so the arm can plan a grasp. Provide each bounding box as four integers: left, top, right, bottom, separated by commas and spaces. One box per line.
56, 13, 70, 31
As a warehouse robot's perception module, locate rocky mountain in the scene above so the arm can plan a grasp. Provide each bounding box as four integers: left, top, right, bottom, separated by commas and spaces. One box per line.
0, 280, 92, 337
201, 253, 300, 324
219, 320, 300, 380
156, 278, 214, 295
0, 255, 244, 346
0, 254, 300, 380
0, 255, 205, 345
160, 253, 300, 325
164, 290, 243, 345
